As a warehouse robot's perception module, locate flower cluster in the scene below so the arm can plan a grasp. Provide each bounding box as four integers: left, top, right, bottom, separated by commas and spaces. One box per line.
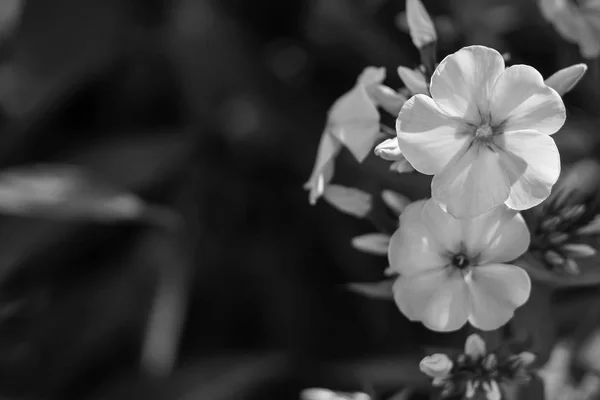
304, 0, 591, 398
420, 334, 536, 399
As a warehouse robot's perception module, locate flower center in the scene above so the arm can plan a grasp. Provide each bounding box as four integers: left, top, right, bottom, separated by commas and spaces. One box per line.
474, 124, 493, 140
452, 253, 470, 270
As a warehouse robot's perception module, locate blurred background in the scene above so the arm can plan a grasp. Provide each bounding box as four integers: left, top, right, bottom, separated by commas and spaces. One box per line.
0, 0, 599, 399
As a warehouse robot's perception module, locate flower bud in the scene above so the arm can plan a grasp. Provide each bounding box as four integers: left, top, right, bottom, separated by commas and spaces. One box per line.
382, 190, 412, 215
561, 243, 597, 258
374, 138, 403, 161
323, 185, 372, 218
351, 233, 390, 255
406, 0, 437, 49
390, 158, 415, 174
578, 215, 600, 236
397, 66, 429, 95
368, 85, 407, 116
419, 354, 453, 378
465, 334, 486, 359
545, 64, 587, 96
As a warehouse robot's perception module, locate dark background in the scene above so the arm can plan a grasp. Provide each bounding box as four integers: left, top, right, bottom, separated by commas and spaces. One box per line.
0, 0, 598, 399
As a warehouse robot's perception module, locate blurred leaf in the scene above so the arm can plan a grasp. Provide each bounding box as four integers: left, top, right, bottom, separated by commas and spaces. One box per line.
0, 164, 145, 222
517, 252, 600, 290
346, 280, 394, 300
0, 132, 190, 284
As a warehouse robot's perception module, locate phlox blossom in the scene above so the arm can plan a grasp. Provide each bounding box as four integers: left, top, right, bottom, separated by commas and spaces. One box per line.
389, 199, 531, 331
304, 68, 405, 205
539, 0, 600, 59
396, 45, 566, 218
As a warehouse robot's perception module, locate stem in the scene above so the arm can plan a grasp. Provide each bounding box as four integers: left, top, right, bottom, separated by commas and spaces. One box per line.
139, 204, 188, 377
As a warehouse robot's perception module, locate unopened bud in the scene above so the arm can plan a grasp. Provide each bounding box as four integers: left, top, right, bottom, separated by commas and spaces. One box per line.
406, 0, 437, 49
374, 138, 403, 161
351, 233, 390, 255
397, 66, 428, 95
419, 354, 453, 378
323, 185, 372, 218
545, 63, 588, 96
381, 190, 411, 215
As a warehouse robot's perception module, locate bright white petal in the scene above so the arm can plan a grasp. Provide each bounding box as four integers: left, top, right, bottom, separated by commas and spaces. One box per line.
396, 94, 472, 175
490, 65, 566, 135
304, 132, 342, 204
468, 264, 531, 330
464, 334, 486, 359
393, 268, 470, 331
430, 45, 505, 124
462, 206, 530, 264
329, 85, 381, 162
420, 198, 462, 254
496, 130, 561, 210
388, 220, 447, 276
397, 66, 429, 95
432, 143, 511, 219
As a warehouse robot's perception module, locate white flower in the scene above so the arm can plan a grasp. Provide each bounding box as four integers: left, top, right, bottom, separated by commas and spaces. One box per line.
539, 0, 600, 59
406, 0, 437, 48
389, 199, 531, 331
396, 45, 566, 218
545, 63, 588, 96
305, 67, 405, 205
374, 137, 416, 174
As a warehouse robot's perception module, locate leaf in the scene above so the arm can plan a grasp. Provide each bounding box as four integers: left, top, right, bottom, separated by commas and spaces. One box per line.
346, 279, 395, 300
0, 164, 145, 222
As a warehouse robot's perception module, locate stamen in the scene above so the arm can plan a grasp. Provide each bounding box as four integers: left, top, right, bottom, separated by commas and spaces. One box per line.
452, 253, 470, 269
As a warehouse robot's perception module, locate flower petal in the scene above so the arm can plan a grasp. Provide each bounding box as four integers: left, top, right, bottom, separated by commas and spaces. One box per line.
420, 198, 462, 253
468, 264, 531, 331
490, 65, 566, 135
465, 334, 486, 359
496, 130, 561, 210
388, 220, 447, 276
393, 268, 470, 331
396, 94, 472, 175
406, 0, 437, 48
329, 85, 381, 162
304, 132, 341, 205
432, 143, 511, 219
430, 45, 505, 124
463, 206, 530, 264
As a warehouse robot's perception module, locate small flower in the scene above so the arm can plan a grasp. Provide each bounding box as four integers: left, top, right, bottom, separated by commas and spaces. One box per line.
421, 334, 537, 399
389, 199, 531, 331
545, 63, 588, 96
539, 0, 600, 59
322, 185, 372, 218
396, 45, 566, 218
406, 0, 437, 49
305, 67, 404, 205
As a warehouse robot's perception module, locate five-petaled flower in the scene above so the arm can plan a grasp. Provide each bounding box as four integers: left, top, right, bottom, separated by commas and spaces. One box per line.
420, 334, 537, 399
539, 0, 600, 59
389, 199, 531, 331
304, 67, 405, 205
396, 45, 566, 218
